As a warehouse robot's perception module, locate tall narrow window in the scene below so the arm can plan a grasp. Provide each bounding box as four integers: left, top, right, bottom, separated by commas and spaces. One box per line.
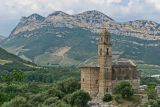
107, 48, 109, 55
100, 48, 102, 55
106, 88, 108, 92
96, 80, 98, 84
100, 37, 102, 42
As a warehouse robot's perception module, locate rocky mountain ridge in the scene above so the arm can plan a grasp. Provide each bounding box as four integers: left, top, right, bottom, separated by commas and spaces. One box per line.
1, 10, 160, 66
10, 10, 160, 40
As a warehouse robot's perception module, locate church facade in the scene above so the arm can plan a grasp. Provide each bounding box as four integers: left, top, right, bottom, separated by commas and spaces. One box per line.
80, 29, 140, 97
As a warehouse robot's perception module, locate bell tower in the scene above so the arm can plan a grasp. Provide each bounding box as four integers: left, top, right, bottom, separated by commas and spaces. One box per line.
98, 28, 112, 97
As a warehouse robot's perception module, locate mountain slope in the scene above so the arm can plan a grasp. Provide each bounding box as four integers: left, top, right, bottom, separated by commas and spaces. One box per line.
0, 35, 5, 42
1, 10, 160, 66
0, 47, 36, 72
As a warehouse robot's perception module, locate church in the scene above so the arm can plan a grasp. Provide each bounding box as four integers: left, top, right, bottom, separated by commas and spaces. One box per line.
80, 29, 140, 97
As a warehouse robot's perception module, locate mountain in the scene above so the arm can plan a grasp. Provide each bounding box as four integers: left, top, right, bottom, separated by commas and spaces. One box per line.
0, 35, 5, 42
0, 47, 36, 72
1, 10, 160, 66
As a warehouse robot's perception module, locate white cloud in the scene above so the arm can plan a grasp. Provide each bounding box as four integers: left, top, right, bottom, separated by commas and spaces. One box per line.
146, 0, 160, 11
0, 0, 160, 36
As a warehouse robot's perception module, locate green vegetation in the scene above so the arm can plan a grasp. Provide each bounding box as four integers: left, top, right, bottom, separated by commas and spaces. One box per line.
141, 82, 160, 107
1, 27, 97, 66
103, 93, 112, 102
0, 48, 160, 107
138, 64, 160, 76
64, 90, 91, 107
142, 99, 160, 107
2, 27, 160, 66
147, 83, 157, 100
0, 70, 89, 107
114, 81, 134, 99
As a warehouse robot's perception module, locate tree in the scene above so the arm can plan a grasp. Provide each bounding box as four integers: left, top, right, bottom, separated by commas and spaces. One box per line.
56, 78, 80, 94
1, 96, 27, 107
147, 82, 157, 100
47, 88, 64, 99
2, 70, 24, 85
67, 90, 91, 107
115, 95, 122, 103
142, 99, 160, 107
44, 97, 59, 105
103, 93, 112, 102
114, 81, 134, 99
141, 77, 160, 85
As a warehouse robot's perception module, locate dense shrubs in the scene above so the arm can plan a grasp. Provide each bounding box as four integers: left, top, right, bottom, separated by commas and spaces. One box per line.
115, 95, 122, 103
103, 93, 112, 102
0, 77, 90, 107
114, 81, 134, 99
67, 90, 91, 107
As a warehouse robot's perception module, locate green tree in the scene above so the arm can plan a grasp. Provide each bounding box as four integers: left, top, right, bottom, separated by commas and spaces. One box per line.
1, 96, 27, 107
47, 88, 64, 98
103, 93, 112, 102
142, 99, 160, 107
141, 77, 160, 85
147, 82, 157, 100
56, 78, 80, 94
11, 70, 24, 82
68, 90, 91, 107
114, 81, 134, 99
115, 95, 122, 103
2, 70, 24, 85
147, 82, 157, 90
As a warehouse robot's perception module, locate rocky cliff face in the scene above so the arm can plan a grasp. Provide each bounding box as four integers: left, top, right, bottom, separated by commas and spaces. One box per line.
9, 10, 160, 40
11, 13, 45, 35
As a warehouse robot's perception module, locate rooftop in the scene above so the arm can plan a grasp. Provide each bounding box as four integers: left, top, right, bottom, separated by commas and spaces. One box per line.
113, 60, 136, 67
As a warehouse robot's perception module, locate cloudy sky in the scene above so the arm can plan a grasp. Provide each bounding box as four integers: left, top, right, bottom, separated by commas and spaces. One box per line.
0, 0, 160, 37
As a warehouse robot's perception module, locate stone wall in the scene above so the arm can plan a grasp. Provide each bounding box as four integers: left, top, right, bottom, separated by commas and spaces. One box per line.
112, 79, 140, 92
111, 66, 140, 92
80, 67, 100, 97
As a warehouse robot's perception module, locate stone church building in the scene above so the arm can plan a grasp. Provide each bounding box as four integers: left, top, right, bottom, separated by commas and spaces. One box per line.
80, 29, 140, 97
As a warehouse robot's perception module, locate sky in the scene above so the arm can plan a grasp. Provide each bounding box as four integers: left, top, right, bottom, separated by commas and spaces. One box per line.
0, 0, 160, 37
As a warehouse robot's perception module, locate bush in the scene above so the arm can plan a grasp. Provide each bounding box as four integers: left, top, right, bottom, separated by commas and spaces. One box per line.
1, 96, 27, 107
103, 93, 112, 102
56, 78, 80, 94
44, 97, 59, 105
69, 90, 91, 107
115, 95, 122, 103
114, 81, 134, 99
47, 88, 64, 99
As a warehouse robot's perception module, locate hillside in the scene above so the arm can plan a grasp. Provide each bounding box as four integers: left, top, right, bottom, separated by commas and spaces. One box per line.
0, 35, 5, 42
0, 47, 36, 72
1, 10, 160, 66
